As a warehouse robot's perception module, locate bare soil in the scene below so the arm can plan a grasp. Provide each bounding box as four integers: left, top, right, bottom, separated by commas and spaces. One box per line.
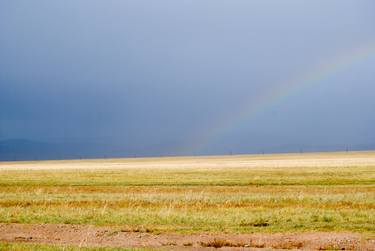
0, 223, 374, 250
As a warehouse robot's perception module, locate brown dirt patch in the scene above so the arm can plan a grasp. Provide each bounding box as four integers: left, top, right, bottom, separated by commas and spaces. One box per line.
0, 223, 374, 250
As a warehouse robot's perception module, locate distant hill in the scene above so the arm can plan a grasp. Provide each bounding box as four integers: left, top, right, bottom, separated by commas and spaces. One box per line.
0, 139, 51, 152
0, 139, 138, 161
0, 139, 58, 161
0, 138, 374, 161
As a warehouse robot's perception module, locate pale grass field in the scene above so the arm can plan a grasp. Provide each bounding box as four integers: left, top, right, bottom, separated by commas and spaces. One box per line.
0, 151, 374, 234
1, 151, 375, 170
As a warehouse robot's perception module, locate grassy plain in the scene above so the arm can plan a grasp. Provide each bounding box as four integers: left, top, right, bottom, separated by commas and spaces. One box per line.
0, 242, 156, 251
0, 152, 374, 234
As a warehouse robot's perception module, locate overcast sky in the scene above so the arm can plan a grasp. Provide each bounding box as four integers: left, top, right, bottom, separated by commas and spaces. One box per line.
1, 0, 374, 157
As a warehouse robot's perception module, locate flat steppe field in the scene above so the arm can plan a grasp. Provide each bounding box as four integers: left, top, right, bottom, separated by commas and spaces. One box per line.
0, 151, 374, 250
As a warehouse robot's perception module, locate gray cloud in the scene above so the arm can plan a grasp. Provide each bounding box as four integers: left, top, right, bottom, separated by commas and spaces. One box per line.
0, 0, 374, 159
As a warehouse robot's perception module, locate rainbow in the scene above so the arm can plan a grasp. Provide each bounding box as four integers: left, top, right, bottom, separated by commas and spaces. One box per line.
190, 41, 375, 153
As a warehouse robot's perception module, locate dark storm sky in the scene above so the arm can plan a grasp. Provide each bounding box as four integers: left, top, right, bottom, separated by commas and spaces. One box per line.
1, 0, 375, 157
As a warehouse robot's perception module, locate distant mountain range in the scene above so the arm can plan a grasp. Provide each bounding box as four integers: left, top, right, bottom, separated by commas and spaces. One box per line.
0, 138, 374, 161
0, 139, 119, 161
0, 139, 182, 161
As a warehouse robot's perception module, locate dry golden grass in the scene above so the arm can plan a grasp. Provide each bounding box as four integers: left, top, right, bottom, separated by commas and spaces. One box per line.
0, 151, 374, 233
1, 151, 375, 170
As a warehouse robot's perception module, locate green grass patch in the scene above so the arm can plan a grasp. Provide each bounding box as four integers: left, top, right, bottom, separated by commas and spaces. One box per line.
0, 242, 158, 251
